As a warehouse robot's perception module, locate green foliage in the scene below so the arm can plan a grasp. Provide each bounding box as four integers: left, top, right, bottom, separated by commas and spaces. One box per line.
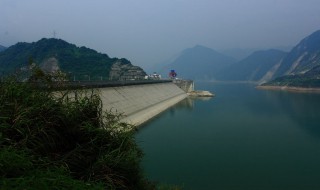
1, 167, 106, 190
263, 66, 320, 88
0, 76, 150, 189
0, 147, 33, 177
0, 38, 130, 80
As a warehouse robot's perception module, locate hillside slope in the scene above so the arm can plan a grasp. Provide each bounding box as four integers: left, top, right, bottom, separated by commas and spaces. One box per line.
262, 30, 320, 87
0, 38, 146, 80
217, 49, 287, 82
274, 30, 320, 77
262, 65, 320, 87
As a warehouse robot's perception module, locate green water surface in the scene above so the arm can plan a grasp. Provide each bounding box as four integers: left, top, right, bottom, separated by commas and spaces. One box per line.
136, 82, 320, 190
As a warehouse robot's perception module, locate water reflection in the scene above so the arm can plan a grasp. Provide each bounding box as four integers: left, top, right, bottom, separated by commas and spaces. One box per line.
213, 82, 320, 139
169, 95, 214, 113
197, 81, 320, 139
174, 97, 194, 110
137, 82, 320, 190
261, 89, 320, 139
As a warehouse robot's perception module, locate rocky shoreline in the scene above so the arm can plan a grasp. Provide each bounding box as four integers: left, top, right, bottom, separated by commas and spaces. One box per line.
256, 85, 320, 93
187, 90, 215, 97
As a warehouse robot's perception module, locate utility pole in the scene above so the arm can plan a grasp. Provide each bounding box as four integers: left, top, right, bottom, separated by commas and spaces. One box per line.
53, 30, 57, 38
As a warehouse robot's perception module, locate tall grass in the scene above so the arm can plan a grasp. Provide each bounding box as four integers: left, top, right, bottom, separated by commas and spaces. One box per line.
0, 76, 151, 189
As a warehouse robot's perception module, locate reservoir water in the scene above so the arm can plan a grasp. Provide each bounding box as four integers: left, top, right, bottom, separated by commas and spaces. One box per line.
136, 82, 320, 190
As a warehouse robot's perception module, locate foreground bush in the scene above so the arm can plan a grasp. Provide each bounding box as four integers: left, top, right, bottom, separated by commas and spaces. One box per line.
0, 78, 151, 189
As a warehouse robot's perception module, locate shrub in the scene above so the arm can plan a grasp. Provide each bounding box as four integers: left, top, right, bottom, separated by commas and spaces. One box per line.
0, 77, 148, 189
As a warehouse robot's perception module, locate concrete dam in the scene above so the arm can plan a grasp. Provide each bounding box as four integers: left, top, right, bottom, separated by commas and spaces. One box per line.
75, 80, 193, 126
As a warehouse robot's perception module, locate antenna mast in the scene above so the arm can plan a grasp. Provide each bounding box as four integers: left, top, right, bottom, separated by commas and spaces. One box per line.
53, 30, 57, 38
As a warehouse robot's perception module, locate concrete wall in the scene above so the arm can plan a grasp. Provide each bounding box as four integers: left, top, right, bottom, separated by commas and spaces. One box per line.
173, 79, 194, 92
99, 82, 187, 126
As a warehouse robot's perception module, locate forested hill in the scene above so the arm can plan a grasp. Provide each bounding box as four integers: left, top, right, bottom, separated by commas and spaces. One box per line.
0, 38, 146, 81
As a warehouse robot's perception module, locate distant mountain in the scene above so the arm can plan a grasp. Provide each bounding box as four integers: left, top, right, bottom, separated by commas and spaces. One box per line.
217, 49, 287, 82
0, 38, 146, 80
219, 48, 259, 61
162, 45, 236, 80
0, 45, 6, 52
262, 67, 320, 87
145, 52, 180, 74
263, 30, 320, 87
274, 30, 320, 77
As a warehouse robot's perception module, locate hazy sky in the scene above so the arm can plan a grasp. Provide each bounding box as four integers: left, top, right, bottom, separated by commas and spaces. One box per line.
1, 0, 320, 68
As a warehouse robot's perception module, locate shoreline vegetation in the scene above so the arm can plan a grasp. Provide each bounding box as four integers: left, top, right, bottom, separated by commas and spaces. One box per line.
0, 69, 180, 189
256, 85, 320, 93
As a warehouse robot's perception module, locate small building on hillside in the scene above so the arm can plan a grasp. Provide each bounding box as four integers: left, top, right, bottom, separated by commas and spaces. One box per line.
146, 72, 162, 80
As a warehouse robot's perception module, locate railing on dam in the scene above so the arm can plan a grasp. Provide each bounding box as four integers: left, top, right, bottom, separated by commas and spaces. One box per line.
69, 79, 194, 92
26, 80, 173, 89
66, 80, 174, 88
23, 79, 194, 93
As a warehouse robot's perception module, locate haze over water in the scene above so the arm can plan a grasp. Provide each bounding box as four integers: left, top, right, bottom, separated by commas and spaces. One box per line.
136, 82, 320, 190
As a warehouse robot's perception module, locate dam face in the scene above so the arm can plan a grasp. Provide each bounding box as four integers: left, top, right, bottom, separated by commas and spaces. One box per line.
99, 82, 187, 126
173, 79, 194, 92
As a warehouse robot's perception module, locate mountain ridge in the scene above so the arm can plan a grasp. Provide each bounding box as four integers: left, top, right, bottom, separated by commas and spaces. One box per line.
262, 30, 320, 87
217, 49, 287, 82
0, 38, 146, 80
160, 45, 236, 80
274, 30, 320, 77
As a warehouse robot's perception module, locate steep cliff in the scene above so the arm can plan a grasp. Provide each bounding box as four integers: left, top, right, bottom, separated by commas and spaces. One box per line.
274, 30, 320, 77
263, 30, 320, 87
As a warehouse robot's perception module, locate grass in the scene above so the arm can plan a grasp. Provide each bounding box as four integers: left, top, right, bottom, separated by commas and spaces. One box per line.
0, 75, 149, 189
0, 63, 183, 189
